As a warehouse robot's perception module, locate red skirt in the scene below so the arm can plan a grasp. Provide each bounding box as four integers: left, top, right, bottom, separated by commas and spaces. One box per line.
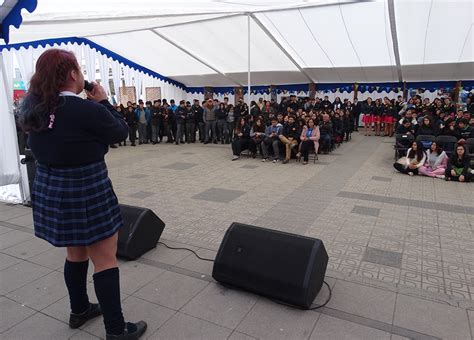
362, 114, 373, 124
383, 116, 396, 124
372, 115, 382, 123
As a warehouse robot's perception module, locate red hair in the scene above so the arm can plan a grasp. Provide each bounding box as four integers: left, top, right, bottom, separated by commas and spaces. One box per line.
20, 49, 80, 132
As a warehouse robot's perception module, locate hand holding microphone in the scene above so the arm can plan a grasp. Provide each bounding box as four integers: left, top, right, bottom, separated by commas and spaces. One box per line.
84, 81, 108, 102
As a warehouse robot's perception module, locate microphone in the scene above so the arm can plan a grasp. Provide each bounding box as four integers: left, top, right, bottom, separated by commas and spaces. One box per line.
84, 80, 94, 92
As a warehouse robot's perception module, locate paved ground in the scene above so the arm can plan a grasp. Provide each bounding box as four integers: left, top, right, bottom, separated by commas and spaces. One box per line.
1, 132, 473, 339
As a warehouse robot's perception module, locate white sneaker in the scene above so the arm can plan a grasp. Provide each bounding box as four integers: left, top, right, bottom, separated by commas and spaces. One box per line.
272, 159, 279, 163
435, 175, 446, 180
261, 158, 267, 162
471, 169, 474, 175
408, 172, 414, 176
232, 155, 239, 161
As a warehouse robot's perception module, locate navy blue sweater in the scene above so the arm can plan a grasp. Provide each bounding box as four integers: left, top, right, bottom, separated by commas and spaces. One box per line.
28, 96, 129, 166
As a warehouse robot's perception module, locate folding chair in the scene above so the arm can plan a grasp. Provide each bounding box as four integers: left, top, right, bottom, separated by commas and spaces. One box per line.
435, 135, 458, 158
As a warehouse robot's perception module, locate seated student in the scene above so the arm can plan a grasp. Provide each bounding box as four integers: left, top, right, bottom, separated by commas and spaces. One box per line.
249, 118, 266, 158
416, 115, 437, 136
445, 144, 472, 182
279, 115, 301, 164
299, 118, 320, 165
458, 118, 474, 139
419, 142, 448, 179
439, 118, 459, 138
319, 113, 333, 154
261, 117, 283, 163
393, 141, 426, 176
231, 117, 251, 161
396, 119, 415, 135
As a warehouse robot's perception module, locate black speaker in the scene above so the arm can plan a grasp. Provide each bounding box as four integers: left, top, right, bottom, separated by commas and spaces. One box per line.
117, 204, 165, 260
212, 222, 328, 309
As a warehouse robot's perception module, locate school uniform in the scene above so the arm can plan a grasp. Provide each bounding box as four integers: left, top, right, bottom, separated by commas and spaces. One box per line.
28, 92, 128, 247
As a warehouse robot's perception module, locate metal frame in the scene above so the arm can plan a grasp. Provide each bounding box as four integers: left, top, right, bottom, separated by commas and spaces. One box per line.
387, 0, 403, 82
150, 29, 243, 87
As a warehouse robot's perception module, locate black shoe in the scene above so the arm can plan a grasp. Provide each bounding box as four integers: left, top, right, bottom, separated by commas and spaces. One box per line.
175, 142, 179, 145
213, 140, 218, 144
131, 143, 136, 146
204, 141, 209, 144
110, 144, 118, 148
69, 303, 102, 329
106, 321, 147, 340
282, 159, 289, 164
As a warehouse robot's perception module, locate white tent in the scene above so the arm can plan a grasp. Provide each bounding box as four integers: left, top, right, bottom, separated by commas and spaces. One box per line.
1, 0, 473, 203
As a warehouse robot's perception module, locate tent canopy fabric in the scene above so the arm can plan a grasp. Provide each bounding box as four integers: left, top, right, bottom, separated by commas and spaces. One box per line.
2, 0, 474, 87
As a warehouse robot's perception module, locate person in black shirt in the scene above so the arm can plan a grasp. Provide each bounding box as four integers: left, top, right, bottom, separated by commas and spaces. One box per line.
416, 116, 437, 137
19, 49, 146, 339
352, 98, 361, 131
216, 102, 228, 144
174, 100, 186, 145
319, 113, 333, 153
185, 101, 196, 143
321, 96, 331, 111
231, 117, 251, 160
279, 115, 300, 163
445, 144, 472, 182
192, 100, 204, 142
161, 103, 174, 143
124, 105, 138, 146
150, 100, 161, 144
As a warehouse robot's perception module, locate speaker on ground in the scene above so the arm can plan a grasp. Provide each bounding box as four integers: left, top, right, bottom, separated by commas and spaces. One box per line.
212, 222, 328, 309
117, 204, 165, 260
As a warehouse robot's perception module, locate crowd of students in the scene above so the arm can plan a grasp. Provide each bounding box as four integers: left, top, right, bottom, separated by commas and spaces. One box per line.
109, 92, 473, 170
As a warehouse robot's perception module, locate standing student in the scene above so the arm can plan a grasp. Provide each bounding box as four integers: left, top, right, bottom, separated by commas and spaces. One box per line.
361, 97, 374, 136
19, 49, 147, 339
125, 105, 138, 146
174, 100, 186, 145
185, 101, 196, 143
203, 99, 218, 144
150, 100, 161, 144
135, 100, 150, 145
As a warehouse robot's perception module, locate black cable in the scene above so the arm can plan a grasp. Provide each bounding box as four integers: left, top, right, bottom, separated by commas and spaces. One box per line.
158, 241, 215, 262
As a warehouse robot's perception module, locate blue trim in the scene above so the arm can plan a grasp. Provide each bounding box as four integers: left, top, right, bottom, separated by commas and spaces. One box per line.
0, 0, 38, 44
0, 36, 186, 89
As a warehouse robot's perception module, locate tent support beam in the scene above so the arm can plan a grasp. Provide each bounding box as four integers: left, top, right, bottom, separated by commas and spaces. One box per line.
249, 13, 314, 84
387, 0, 403, 82
149, 29, 243, 87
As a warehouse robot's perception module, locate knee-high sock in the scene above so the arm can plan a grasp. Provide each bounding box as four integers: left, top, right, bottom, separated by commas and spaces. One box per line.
93, 267, 125, 335
64, 259, 90, 314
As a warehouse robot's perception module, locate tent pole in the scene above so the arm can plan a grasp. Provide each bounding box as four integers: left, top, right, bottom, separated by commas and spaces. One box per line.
247, 13, 251, 116
0, 52, 26, 204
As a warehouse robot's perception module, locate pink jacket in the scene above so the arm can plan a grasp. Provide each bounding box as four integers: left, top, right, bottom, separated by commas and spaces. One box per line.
300, 125, 320, 152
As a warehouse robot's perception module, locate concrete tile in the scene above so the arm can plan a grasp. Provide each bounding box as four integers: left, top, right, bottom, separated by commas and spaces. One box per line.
0, 252, 23, 271
351, 205, 380, 217
0, 207, 32, 221
0, 229, 34, 250
142, 242, 194, 265
148, 312, 232, 339
371, 176, 392, 182
0, 296, 36, 333
118, 261, 165, 295
82, 295, 175, 338
69, 330, 100, 339
7, 271, 68, 310
237, 298, 319, 340
468, 310, 474, 340
6, 212, 34, 227
0, 261, 52, 295
363, 247, 402, 269
182, 282, 257, 329
128, 191, 155, 199
0, 225, 13, 234
393, 294, 471, 339
28, 247, 67, 270
2, 312, 77, 340
310, 314, 391, 340
192, 188, 246, 203
326, 280, 396, 324
133, 270, 208, 310
390, 335, 410, 340
228, 331, 257, 340
3, 237, 52, 259
174, 248, 216, 276
161, 162, 198, 170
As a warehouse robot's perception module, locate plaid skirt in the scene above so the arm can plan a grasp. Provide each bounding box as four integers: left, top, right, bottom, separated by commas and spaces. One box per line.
31, 161, 123, 247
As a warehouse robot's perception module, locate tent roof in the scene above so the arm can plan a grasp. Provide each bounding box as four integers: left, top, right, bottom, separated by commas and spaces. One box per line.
2, 0, 473, 86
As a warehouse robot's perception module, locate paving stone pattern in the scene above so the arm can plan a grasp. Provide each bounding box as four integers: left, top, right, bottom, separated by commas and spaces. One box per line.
1, 132, 473, 339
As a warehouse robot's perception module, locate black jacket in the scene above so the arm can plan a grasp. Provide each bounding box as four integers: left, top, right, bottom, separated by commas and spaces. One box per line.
282, 122, 301, 139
